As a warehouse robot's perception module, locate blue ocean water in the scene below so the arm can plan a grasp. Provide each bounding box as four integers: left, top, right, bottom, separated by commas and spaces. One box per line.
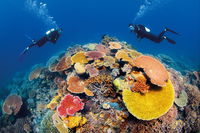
0, 0, 199, 87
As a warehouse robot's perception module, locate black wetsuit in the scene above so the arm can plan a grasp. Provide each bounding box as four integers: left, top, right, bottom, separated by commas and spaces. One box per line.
130, 24, 178, 44
20, 29, 61, 57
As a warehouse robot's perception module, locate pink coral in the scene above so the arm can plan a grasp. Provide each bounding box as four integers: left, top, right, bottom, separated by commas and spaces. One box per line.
85, 64, 99, 77
2, 94, 23, 115
85, 51, 105, 60
57, 94, 84, 117
95, 44, 109, 54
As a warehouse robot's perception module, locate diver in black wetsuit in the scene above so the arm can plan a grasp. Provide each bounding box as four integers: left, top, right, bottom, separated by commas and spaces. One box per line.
20, 28, 62, 57
129, 24, 179, 44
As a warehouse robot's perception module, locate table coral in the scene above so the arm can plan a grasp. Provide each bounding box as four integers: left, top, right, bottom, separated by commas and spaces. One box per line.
29, 65, 44, 81
103, 56, 116, 68
133, 55, 169, 86
56, 56, 72, 71
122, 80, 175, 120
85, 51, 105, 60
74, 63, 86, 74
175, 90, 188, 108
109, 42, 122, 49
57, 94, 84, 117
67, 76, 85, 94
95, 44, 109, 54
2, 94, 23, 115
85, 64, 99, 77
71, 52, 88, 64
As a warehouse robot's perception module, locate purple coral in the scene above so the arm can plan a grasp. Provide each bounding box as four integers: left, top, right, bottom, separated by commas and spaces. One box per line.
85, 64, 99, 77
85, 51, 105, 60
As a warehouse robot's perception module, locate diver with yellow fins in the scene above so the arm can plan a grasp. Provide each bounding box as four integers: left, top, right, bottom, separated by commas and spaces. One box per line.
129, 24, 179, 44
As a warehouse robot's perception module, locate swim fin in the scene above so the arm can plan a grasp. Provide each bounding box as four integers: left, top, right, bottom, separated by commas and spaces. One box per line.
166, 28, 179, 35
166, 37, 176, 44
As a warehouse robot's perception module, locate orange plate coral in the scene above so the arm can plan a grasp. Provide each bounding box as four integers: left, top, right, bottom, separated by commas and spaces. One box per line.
133, 55, 169, 86
67, 76, 85, 93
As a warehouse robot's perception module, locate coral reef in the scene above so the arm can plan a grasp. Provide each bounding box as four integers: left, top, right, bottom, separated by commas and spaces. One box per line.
0, 36, 199, 133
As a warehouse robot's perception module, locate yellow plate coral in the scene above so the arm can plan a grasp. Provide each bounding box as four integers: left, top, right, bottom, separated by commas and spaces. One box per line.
122, 80, 175, 121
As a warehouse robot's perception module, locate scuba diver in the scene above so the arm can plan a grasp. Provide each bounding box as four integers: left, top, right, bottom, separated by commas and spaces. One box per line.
20, 28, 62, 57
128, 24, 179, 44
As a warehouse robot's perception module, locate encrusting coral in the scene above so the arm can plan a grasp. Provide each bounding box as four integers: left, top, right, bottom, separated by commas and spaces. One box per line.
122, 80, 175, 120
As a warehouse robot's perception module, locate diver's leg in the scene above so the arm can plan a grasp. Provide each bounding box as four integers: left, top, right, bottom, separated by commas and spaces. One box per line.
158, 29, 168, 38
165, 27, 179, 35
161, 36, 176, 44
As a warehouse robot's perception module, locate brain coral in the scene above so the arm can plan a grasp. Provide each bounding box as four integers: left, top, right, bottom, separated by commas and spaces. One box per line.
122, 80, 175, 120
133, 55, 169, 86
2, 94, 23, 115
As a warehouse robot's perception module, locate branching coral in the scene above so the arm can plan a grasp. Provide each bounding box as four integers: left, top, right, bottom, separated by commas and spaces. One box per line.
133, 55, 169, 86
40, 111, 59, 133
2, 94, 23, 115
122, 80, 175, 120
57, 94, 84, 117
131, 76, 150, 94
71, 52, 89, 64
